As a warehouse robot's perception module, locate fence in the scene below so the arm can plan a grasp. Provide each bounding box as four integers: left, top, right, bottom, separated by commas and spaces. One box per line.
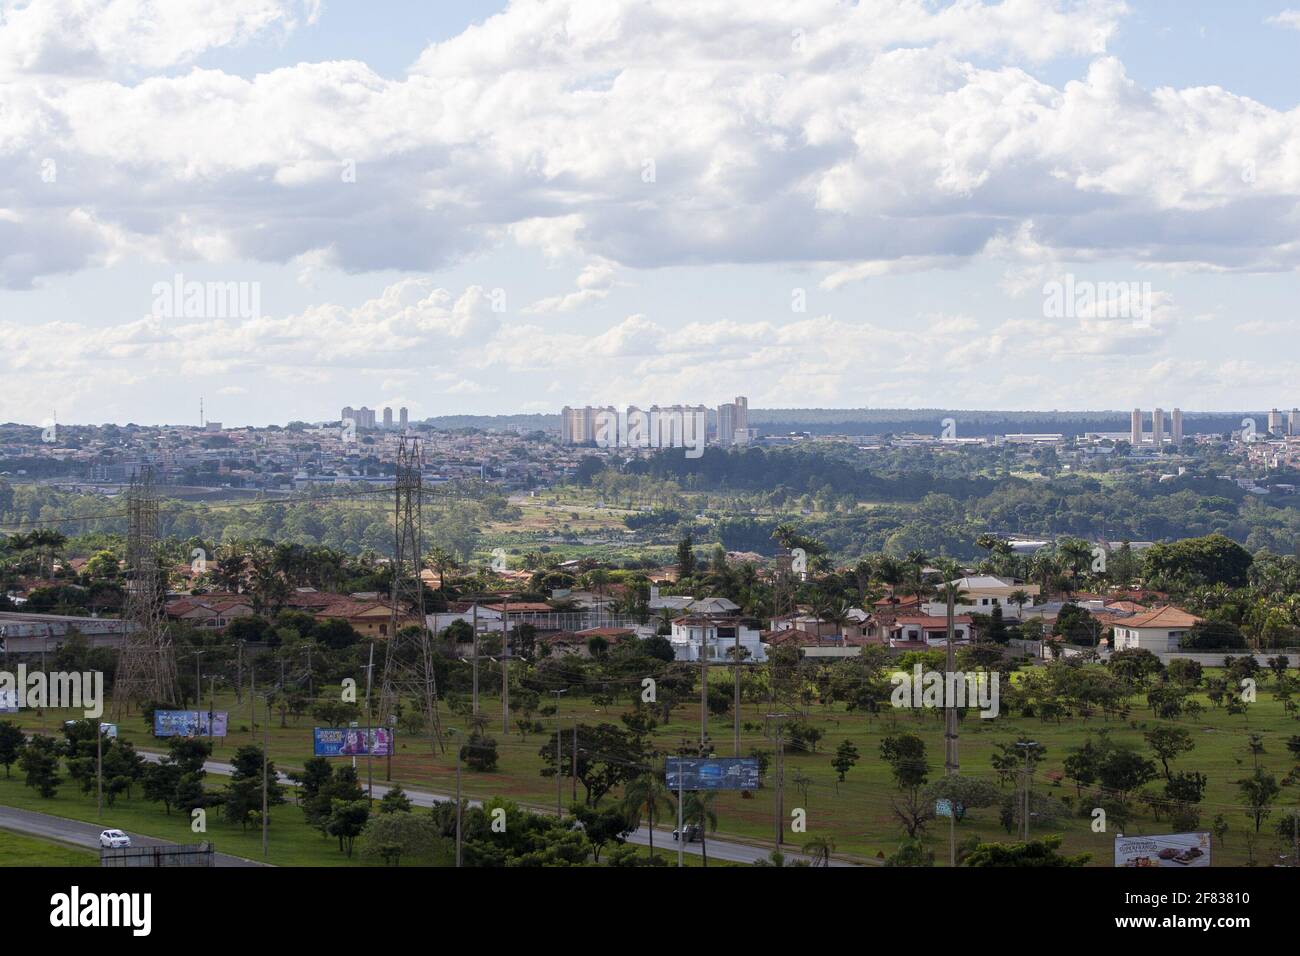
101, 842, 215, 867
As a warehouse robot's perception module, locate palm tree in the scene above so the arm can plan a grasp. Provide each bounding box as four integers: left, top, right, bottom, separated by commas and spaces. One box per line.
426, 546, 458, 591
622, 772, 674, 860
803, 835, 836, 867
1008, 588, 1030, 619
682, 791, 719, 866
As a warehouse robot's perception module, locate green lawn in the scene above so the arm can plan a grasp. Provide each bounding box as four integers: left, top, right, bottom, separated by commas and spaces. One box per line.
9, 664, 1300, 866
0, 772, 447, 867
0, 828, 98, 866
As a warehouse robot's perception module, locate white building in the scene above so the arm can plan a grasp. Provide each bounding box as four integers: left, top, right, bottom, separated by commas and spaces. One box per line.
921, 576, 1039, 617
1110, 606, 1200, 653
669, 616, 766, 662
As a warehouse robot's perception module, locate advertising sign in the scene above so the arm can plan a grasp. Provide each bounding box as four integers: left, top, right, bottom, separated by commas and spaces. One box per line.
63, 720, 118, 739
313, 727, 393, 757
1114, 832, 1211, 867
153, 710, 229, 738
665, 757, 761, 791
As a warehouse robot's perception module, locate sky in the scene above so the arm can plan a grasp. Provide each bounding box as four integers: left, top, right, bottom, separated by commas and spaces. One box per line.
1, 0, 1300, 427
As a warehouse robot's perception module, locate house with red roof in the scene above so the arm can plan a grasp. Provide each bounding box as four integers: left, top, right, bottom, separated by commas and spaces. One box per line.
1110, 606, 1201, 653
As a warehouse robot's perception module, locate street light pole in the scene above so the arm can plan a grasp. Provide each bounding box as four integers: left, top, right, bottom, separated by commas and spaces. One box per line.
262, 693, 271, 860
363, 642, 374, 802
96, 720, 103, 819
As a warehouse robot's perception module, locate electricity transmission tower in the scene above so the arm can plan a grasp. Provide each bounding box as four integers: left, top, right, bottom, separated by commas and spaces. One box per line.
113, 465, 178, 717
379, 436, 444, 753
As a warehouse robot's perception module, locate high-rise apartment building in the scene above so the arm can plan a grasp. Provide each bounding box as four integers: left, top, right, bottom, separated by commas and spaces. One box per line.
383, 407, 393, 429
561, 406, 613, 444
1152, 408, 1164, 446
399, 407, 409, 429
1268, 408, 1284, 435
717, 395, 750, 446
1131, 408, 1142, 446
1171, 407, 1183, 444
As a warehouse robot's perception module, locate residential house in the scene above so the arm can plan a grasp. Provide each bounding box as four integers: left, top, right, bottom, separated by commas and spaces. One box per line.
669, 616, 766, 662
1110, 606, 1202, 653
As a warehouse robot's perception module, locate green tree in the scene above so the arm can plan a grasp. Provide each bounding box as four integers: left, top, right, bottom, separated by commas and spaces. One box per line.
0, 721, 25, 778
327, 799, 371, 857
831, 739, 860, 783
1236, 769, 1280, 833
682, 791, 719, 867
964, 835, 1090, 867
622, 772, 674, 860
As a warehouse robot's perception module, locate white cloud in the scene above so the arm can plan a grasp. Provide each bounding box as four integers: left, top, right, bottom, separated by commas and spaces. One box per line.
5, 0, 1295, 294
522, 258, 617, 313
1266, 10, 1300, 31
0, 0, 315, 77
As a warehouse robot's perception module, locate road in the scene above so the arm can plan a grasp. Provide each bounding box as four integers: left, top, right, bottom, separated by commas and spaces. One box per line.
0, 804, 266, 867
138, 751, 860, 867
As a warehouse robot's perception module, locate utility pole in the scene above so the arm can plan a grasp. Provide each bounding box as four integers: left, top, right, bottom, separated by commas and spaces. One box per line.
471, 602, 479, 716
767, 712, 791, 849
733, 628, 741, 756
455, 741, 463, 867
944, 582, 957, 867
364, 642, 374, 801
193, 650, 204, 712
676, 749, 685, 869
96, 720, 103, 819
262, 693, 271, 860
551, 689, 566, 815
699, 628, 708, 750
1017, 740, 1038, 842
207, 674, 217, 745
501, 594, 510, 735
571, 722, 578, 803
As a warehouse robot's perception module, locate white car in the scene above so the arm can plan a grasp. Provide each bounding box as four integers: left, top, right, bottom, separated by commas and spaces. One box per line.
99, 829, 131, 849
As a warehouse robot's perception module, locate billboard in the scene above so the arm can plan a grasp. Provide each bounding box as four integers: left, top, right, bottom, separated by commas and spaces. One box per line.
313, 727, 393, 757
153, 710, 229, 738
1115, 832, 1211, 868
63, 720, 118, 739
665, 757, 761, 791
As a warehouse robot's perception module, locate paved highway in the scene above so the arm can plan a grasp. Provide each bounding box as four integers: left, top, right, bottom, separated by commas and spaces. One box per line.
138, 751, 861, 867
0, 804, 266, 867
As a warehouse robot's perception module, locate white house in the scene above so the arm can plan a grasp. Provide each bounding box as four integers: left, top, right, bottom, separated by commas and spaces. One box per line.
922, 576, 1039, 618
669, 616, 766, 662
1110, 606, 1201, 653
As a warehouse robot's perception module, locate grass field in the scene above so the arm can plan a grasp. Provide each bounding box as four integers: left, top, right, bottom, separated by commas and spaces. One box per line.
0, 770, 452, 867
0, 828, 98, 866
9, 663, 1300, 866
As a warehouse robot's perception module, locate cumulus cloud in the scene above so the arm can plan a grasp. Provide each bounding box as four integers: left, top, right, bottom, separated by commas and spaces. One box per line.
4, 0, 1296, 295
0, 0, 316, 77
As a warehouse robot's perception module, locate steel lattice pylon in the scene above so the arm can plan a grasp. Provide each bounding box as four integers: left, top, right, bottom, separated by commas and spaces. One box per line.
113, 465, 178, 718
378, 436, 444, 752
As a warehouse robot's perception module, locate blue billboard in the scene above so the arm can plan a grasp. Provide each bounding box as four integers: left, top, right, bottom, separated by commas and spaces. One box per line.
665, 757, 761, 791
154, 710, 228, 737
313, 727, 392, 757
